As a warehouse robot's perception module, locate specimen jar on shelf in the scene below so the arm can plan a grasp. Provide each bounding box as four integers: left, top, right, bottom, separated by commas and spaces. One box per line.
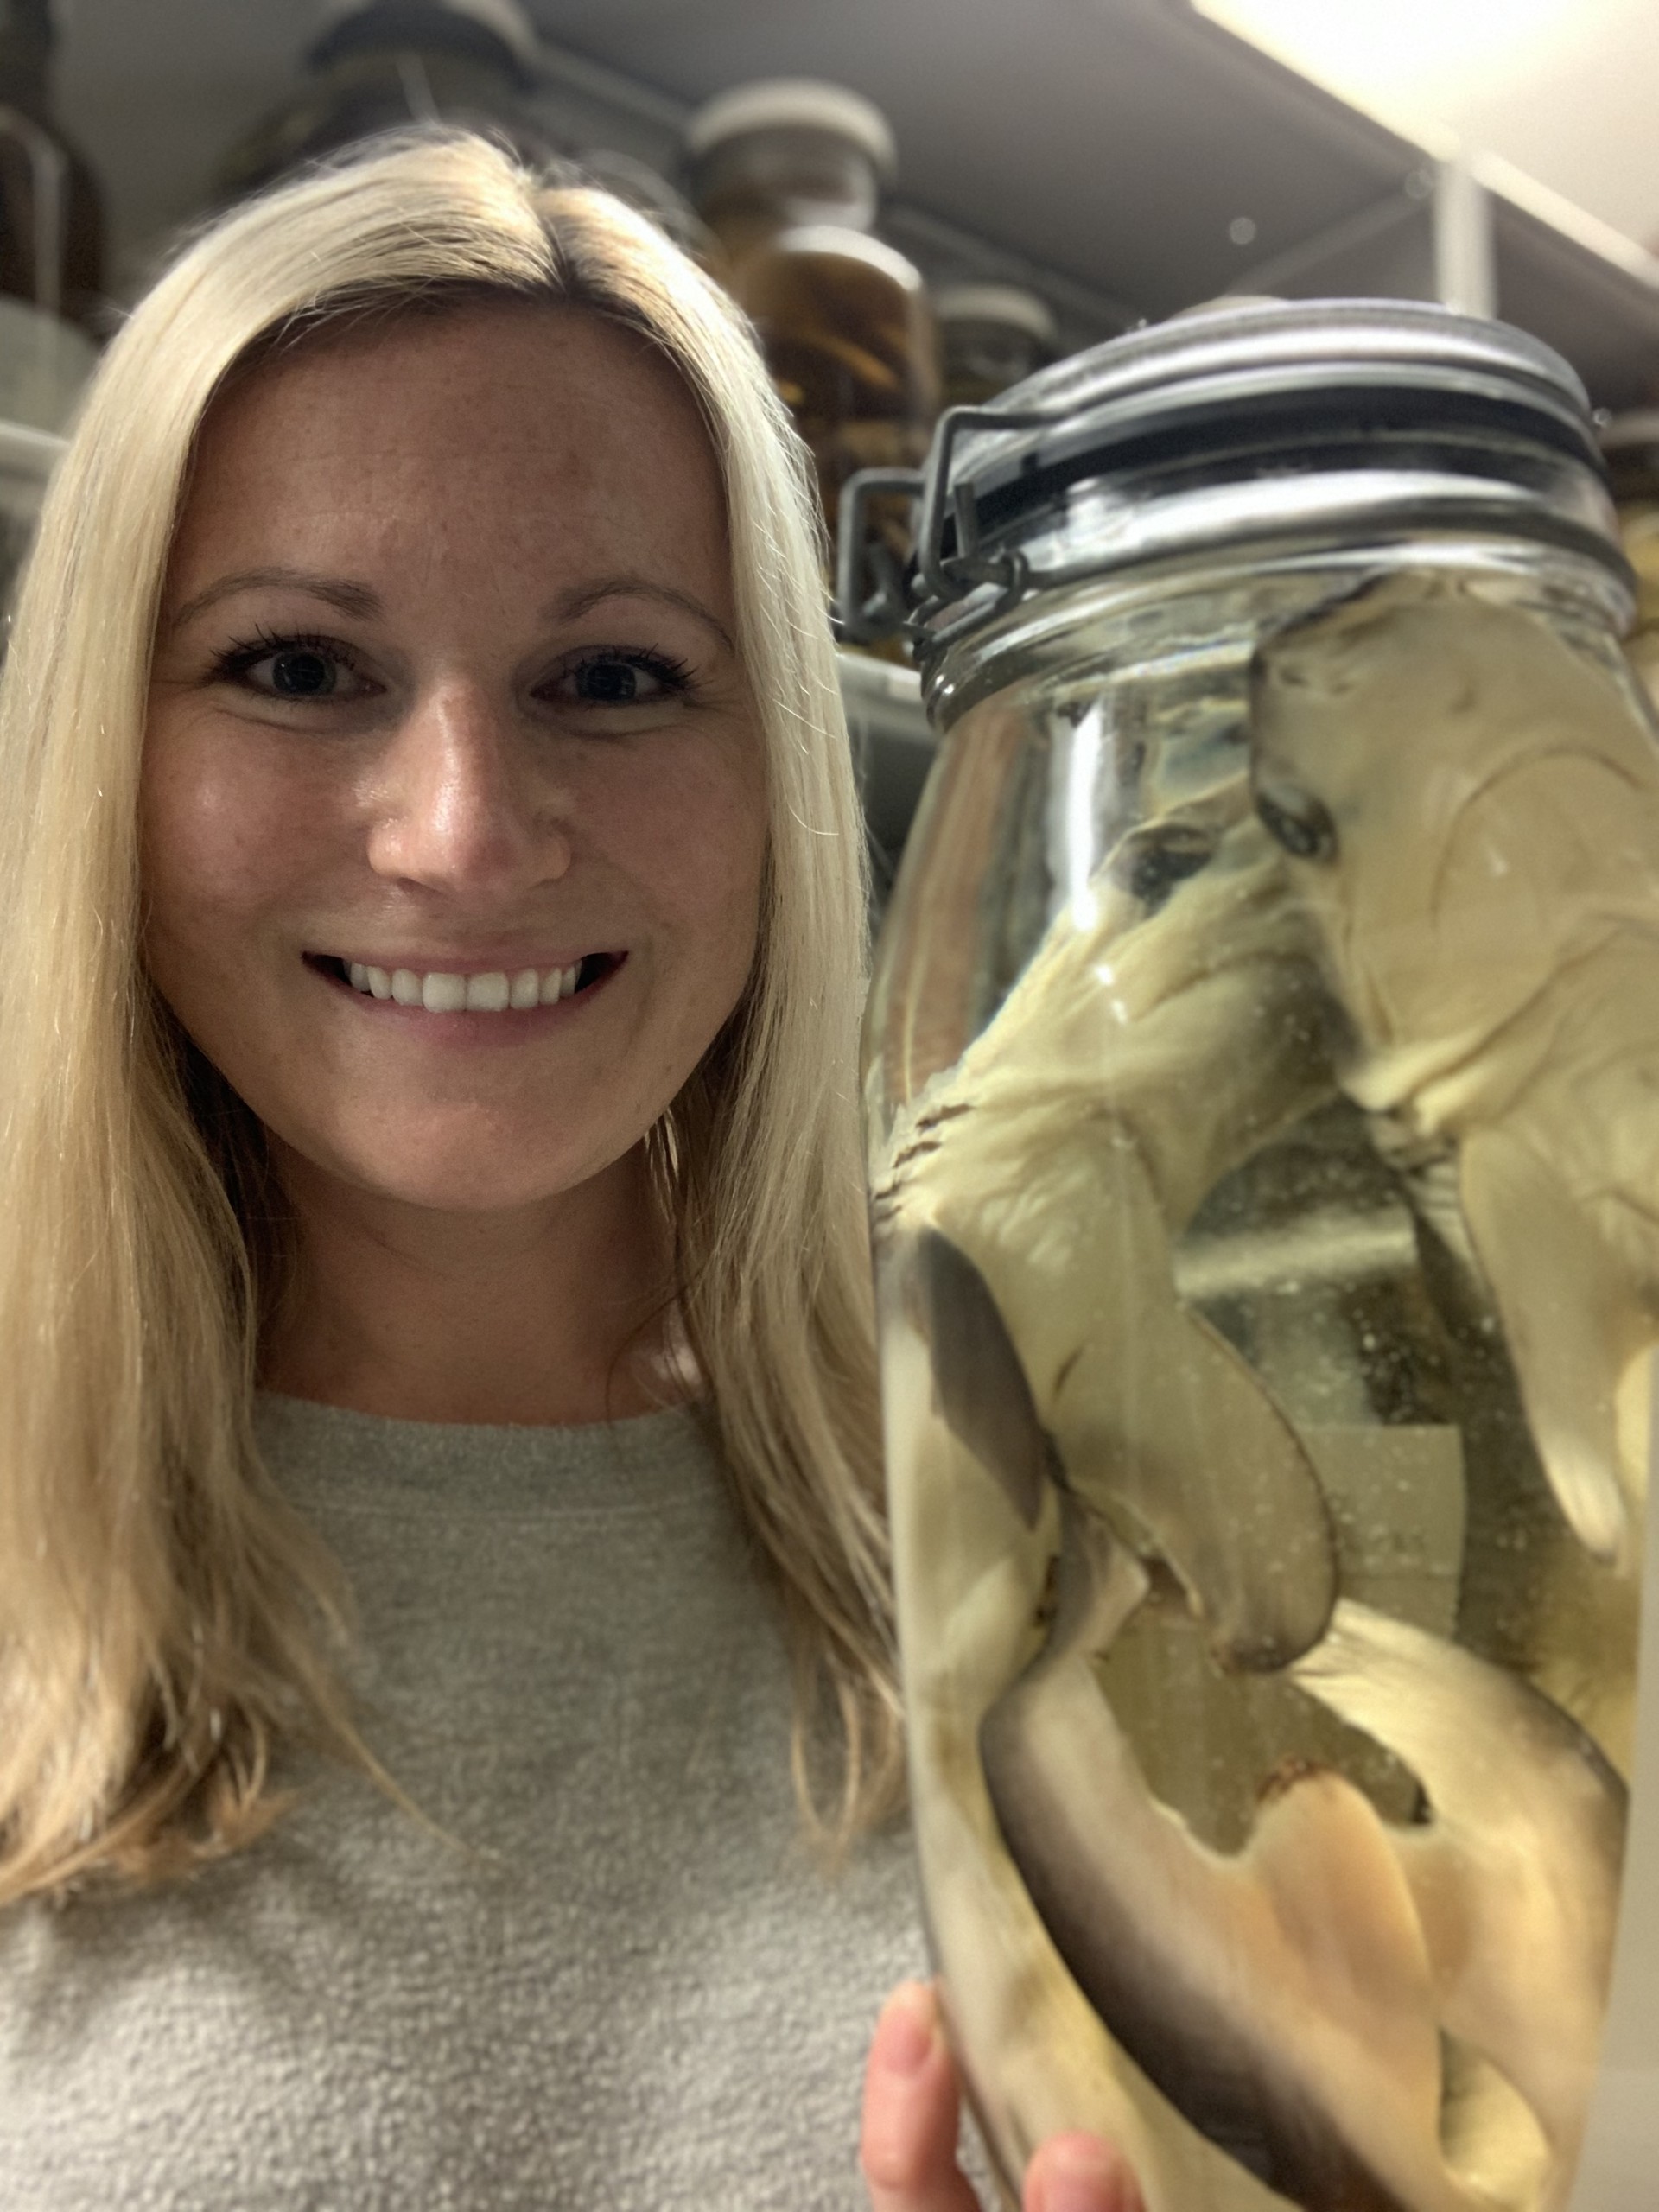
686, 78, 938, 572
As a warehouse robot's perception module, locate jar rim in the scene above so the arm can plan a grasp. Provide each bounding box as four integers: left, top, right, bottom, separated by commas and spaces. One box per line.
684, 78, 898, 180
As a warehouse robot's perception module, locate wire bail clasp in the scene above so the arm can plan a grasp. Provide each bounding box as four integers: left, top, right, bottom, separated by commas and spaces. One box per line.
835, 404, 1065, 656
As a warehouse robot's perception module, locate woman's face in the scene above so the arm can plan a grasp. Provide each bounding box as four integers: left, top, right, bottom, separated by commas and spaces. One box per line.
144, 302, 766, 1216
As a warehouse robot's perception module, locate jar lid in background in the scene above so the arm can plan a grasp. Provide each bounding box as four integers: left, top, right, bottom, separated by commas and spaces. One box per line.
933, 285, 1059, 349
684, 79, 898, 184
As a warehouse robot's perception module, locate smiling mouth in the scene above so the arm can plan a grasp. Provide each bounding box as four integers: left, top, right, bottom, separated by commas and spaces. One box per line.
306, 951, 623, 1014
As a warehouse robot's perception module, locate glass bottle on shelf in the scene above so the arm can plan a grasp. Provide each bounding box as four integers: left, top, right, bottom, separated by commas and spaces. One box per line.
849, 298, 1651, 2212
0, 0, 102, 435
213, 0, 556, 207
685, 79, 939, 568
1600, 410, 1659, 710
933, 283, 1058, 408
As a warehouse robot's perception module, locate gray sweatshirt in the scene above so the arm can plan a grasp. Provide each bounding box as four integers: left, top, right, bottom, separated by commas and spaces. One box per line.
0, 1395, 930, 2210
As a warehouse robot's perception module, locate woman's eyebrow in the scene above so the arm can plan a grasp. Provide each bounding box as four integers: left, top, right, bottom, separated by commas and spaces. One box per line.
550, 573, 734, 653
168, 567, 384, 634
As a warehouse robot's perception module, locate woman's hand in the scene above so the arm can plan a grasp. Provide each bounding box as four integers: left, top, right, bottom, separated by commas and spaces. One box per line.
861, 1980, 1145, 2212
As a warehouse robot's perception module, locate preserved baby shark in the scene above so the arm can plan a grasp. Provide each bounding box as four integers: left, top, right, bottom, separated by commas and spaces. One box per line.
884, 809, 1339, 1674
1250, 573, 1659, 1580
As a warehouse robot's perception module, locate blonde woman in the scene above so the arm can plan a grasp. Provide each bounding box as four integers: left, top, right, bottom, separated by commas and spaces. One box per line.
0, 133, 1136, 2212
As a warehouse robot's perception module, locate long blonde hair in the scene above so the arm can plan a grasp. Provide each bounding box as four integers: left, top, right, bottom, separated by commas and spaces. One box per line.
0, 134, 899, 1903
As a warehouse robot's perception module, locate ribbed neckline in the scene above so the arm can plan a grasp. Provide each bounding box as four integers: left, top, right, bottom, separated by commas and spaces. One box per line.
254, 1390, 717, 1520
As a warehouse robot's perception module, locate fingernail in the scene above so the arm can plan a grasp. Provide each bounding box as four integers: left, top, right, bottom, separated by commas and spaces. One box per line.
1039, 2137, 1126, 2212
878, 1983, 938, 2077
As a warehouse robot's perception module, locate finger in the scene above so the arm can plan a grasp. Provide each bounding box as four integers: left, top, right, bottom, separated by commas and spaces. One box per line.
861, 1980, 981, 2212
1022, 2132, 1147, 2212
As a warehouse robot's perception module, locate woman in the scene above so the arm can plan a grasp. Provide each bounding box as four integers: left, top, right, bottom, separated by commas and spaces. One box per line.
0, 133, 1137, 2211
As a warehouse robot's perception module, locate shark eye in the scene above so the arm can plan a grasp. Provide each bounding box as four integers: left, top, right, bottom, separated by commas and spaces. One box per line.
1255, 780, 1338, 864
1114, 822, 1217, 912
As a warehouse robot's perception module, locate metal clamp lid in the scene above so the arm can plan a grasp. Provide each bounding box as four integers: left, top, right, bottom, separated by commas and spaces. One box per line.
836, 297, 1627, 663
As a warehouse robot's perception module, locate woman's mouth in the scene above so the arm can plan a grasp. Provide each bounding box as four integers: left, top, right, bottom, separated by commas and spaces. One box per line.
305, 951, 623, 1014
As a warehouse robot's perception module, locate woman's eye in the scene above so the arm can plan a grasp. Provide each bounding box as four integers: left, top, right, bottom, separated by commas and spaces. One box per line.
212, 633, 371, 702
549, 651, 690, 709
263, 646, 342, 697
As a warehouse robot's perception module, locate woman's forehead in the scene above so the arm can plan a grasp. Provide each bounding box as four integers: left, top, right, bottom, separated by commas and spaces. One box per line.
169, 302, 731, 609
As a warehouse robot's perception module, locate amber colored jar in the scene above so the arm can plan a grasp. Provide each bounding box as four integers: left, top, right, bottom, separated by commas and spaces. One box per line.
0, 0, 103, 339
1600, 410, 1659, 710
214, 0, 556, 205
934, 283, 1058, 408
686, 79, 939, 551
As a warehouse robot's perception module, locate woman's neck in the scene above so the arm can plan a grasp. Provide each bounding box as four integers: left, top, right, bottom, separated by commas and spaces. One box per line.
259, 1141, 687, 1426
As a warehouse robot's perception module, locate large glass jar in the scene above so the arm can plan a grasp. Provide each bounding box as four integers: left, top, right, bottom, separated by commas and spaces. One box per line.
858, 300, 1654, 2211
686, 79, 938, 559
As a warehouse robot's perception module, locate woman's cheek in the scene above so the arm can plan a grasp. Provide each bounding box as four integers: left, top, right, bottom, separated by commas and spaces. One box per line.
146, 709, 311, 899
594, 731, 767, 960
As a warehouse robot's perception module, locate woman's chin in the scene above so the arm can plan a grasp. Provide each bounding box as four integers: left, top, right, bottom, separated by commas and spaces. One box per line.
272, 1124, 639, 1222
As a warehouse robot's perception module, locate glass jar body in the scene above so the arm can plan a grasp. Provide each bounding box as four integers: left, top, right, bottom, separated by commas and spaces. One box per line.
721, 225, 938, 527
865, 534, 1650, 2210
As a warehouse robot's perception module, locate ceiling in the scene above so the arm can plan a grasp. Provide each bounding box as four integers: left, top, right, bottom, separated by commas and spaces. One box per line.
1203, 0, 1659, 250
59, 0, 1421, 311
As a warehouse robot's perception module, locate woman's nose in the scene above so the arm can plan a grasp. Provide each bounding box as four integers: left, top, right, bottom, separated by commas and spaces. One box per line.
365, 678, 570, 898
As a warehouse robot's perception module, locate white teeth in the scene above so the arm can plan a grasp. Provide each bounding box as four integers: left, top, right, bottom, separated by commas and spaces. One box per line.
537, 962, 582, 1005
422, 971, 467, 1013
341, 957, 605, 1012
465, 970, 511, 1012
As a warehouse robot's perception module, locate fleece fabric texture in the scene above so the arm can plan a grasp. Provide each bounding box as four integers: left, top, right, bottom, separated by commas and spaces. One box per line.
0, 1395, 932, 2210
